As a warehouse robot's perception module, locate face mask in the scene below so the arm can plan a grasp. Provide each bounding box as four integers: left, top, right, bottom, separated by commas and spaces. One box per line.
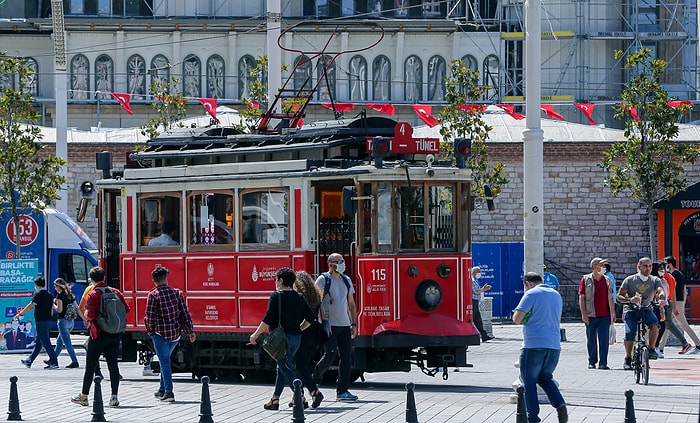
336, 262, 346, 274
474, 273, 481, 280
639, 274, 649, 282
658, 270, 665, 277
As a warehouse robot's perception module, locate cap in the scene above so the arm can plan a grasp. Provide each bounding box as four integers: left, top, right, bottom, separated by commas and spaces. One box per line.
590, 257, 608, 268
152, 266, 170, 279
543, 264, 548, 270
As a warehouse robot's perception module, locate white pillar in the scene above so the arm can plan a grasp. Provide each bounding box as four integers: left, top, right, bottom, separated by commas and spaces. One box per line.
267, 0, 282, 113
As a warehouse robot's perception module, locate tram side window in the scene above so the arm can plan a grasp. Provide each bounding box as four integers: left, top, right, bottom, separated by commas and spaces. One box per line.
139, 194, 181, 248
428, 185, 455, 250
376, 182, 392, 253
361, 183, 372, 253
398, 185, 424, 250
188, 192, 234, 246
241, 190, 289, 247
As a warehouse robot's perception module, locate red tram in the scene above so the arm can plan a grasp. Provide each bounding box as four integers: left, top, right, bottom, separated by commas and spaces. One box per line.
94, 25, 480, 381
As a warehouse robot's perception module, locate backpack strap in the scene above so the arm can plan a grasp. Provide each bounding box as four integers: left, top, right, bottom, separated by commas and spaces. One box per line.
322, 272, 351, 301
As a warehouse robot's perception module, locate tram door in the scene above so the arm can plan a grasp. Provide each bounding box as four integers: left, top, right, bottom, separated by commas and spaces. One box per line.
99, 189, 122, 288
316, 183, 355, 279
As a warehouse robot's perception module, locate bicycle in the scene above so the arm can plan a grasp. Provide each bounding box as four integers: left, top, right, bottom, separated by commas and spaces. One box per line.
629, 303, 652, 385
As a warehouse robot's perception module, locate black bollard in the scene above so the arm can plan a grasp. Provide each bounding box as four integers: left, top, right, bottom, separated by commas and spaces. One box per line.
515, 386, 527, 423
624, 389, 636, 423
198, 375, 214, 423
7, 376, 21, 421
91, 375, 106, 422
291, 379, 305, 423
405, 382, 418, 423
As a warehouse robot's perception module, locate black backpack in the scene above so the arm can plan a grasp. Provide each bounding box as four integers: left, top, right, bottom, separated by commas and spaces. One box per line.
95, 287, 127, 334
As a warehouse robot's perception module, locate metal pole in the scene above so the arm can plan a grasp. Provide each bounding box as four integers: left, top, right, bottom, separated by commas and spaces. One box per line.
522, 0, 544, 274
96, 92, 101, 129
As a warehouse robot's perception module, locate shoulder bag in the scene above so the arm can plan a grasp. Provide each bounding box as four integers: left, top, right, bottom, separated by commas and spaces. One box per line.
262, 292, 287, 361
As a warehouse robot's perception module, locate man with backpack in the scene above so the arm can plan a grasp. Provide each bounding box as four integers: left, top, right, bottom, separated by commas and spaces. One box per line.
313, 253, 358, 402
71, 267, 130, 408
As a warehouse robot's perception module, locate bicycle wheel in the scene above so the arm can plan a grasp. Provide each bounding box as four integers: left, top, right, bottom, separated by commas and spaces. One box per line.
633, 348, 641, 384
641, 346, 650, 385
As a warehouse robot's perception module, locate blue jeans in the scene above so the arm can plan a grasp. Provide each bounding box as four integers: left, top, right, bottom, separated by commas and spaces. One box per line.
519, 348, 566, 423
273, 334, 301, 398
152, 334, 180, 393
624, 309, 659, 342
54, 318, 78, 363
314, 326, 353, 394
585, 316, 610, 367
27, 320, 57, 366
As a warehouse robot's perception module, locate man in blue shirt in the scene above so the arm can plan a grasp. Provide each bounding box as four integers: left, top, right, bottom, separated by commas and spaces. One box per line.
513, 272, 568, 423
543, 264, 560, 291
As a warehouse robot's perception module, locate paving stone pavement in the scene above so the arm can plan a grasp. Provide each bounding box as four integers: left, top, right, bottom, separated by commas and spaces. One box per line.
0, 321, 697, 422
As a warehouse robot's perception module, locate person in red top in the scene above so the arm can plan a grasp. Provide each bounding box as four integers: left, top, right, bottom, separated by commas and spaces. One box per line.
578, 257, 616, 370
145, 266, 196, 403
71, 267, 130, 408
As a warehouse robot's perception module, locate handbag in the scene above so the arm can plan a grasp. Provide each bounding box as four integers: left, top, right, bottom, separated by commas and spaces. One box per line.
609, 323, 616, 345
262, 292, 287, 360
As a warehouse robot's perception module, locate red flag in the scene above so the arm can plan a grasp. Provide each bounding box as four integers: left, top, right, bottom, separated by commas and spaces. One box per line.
198, 98, 220, 124
573, 103, 596, 126
668, 100, 693, 109
247, 100, 259, 109
366, 103, 396, 116
495, 104, 525, 120
456, 104, 487, 114
617, 103, 640, 121
411, 104, 439, 128
541, 104, 565, 121
111, 92, 133, 115
321, 102, 355, 112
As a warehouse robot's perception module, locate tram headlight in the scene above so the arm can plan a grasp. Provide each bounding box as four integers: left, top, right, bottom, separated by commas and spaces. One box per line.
372, 136, 391, 168
454, 137, 471, 169
415, 279, 442, 312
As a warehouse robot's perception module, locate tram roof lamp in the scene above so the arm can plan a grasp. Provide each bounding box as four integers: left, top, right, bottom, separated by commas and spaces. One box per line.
372, 136, 391, 168
454, 138, 471, 169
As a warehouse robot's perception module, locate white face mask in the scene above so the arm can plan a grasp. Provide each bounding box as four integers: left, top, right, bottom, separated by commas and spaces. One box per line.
474, 273, 481, 280
336, 262, 346, 274
639, 274, 649, 282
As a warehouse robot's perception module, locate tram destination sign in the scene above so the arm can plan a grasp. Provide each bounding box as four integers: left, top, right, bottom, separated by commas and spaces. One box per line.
366, 122, 440, 155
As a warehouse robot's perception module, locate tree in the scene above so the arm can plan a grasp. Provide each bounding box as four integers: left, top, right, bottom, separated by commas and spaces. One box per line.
602, 47, 700, 258
0, 53, 67, 256
438, 59, 508, 209
236, 55, 268, 131
140, 77, 188, 139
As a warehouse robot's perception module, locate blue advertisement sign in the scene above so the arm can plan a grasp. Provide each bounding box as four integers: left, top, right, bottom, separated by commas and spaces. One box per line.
0, 259, 38, 352
473, 242, 524, 318
0, 212, 45, 265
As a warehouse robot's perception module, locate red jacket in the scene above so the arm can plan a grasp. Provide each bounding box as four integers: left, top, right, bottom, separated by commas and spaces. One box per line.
85, 282, 130, 339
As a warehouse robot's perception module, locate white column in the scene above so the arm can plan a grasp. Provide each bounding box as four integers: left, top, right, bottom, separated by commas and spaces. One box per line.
394, 31, 405, 101
267, 0, 282, 113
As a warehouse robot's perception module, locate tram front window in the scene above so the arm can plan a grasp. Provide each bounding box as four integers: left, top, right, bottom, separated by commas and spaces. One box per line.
376, 182, 392, 253
398, 186, 424, 250
188, 191, 234, 246
428, 185, 455, 249
241, 190, 289, 248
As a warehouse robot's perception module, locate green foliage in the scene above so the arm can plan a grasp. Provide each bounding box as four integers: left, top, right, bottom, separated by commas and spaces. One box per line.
438, 59, 508, 206
236, 55, 268, 131
140, 77, 188, 139
603, 48, 700, 257
0, 53, 67, 254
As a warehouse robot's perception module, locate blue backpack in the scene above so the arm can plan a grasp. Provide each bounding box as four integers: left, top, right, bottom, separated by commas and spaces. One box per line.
321, 272, 352, 305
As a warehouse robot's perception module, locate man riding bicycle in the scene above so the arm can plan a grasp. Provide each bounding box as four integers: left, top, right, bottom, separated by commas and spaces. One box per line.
617, 257, 666, 370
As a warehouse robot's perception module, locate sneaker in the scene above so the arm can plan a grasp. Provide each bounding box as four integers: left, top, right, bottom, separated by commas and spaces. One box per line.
623, 357, 633, 371
649, 349, 659, 359
44, 363, 59, 369
598, 365, 611, 370
109, 396, 119, 407
160, 392, 175, 402
557, 405, 568, 423
66, 362, 79, 369
143, 367, 158, 376
587, 364, 596, 369
43, 359, 50, 365
690, 346, 700, 354
336, 391, 358, 401
679, 343, 693, 354
20, 359, 31, 369
656, 349, 665, 359
71, 394, 88, 406
154, 389, 165, 399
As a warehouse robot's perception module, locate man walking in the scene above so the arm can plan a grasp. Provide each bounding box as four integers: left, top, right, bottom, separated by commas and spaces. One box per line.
513, 272, 568, 423
145, 266, 196, 402
15, 276, 59, 369
664, 256, 700, 354
471, 266, 494, 342
314, 253, 358, 401
578, 257, 616, 369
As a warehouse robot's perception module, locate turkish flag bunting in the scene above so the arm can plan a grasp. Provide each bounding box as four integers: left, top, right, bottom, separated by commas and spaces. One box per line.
411, 104, 439, 128
321, 102, 355, 112
573, 103, 596, 126
456, 104, 487, 114
198, 98, 220, 124
366, 103, 396, 116
495, 104, 525, 120
541, 104, 565, 121
247, 100, 259, 109
617, 103, 640, 121
668, 100, 693, 109
111, 92, 133, 115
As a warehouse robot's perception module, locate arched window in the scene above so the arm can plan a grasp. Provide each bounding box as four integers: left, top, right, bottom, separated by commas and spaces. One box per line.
70, 54, 89, 100
238, 55, 257, 100
427, 55, 446, 101
127, 54, 146, 100
24, 57, 38, 96
317, 55, 335, 101
182, 54, 201, 98
95, 54, 113, 100
206, 55, 225, 98
293, 55, 313, 92
348, 55, 367, 101
483, 55, 500, 101
149, 54, 170, 89
404, 55, 422, 102
461, 55, 478, 72
372, 55, 391, 101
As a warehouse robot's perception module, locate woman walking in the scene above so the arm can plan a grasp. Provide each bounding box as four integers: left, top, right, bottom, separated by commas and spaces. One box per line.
293, 271, 325, 408
52, 278, 82, 368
